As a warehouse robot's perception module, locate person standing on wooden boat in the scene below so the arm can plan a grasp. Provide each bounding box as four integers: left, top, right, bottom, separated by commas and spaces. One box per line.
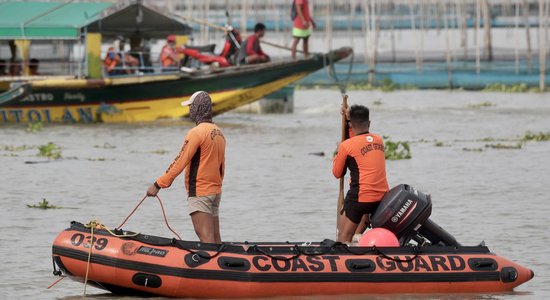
290, 0, 316, 60
237, 23, 270, 65
147, 91, 226, 244
332, 105, 389, 243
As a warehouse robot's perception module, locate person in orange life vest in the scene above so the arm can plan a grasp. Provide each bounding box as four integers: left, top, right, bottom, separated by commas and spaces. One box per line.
237, 23, 270, 65
160, 34, 183, 71
103, 45, 123, 75
147, 91, 226, 244
290, 0, 316, 60
332, 104, 389, 243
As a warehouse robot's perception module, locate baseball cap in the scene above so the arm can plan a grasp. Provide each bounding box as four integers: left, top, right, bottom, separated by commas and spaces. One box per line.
181, 91, 207, 106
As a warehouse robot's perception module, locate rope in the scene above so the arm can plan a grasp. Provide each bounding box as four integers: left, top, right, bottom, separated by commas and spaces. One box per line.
46, 276, 65, 289
325, 48, 355, 94
82, 220, 97, 298
116, 195, 182, 240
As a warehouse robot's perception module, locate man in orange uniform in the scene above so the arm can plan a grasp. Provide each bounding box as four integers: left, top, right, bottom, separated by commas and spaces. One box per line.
332, 105, 389, 243
147, 91, 226, 244
160, 35, 183, 72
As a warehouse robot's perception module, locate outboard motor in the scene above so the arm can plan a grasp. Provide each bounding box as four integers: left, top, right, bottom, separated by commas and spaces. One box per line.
371, 184, 461, 247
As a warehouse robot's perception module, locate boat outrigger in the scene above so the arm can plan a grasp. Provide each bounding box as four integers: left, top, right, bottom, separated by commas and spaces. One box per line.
51, 184, 534, 298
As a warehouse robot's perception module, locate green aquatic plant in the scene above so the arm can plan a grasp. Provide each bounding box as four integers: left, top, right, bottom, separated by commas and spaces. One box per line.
384, 137, 412, 160
467, 101, 495, 109
380, 78, 398, 92
26, 122, 43, 133
3, 145, 31, 151
522, 131, 550, 142
481, 83, 545, 93
434, 141, 445, 147
462, 147, 483, 152
372, 99, 383, 105
485, 143, 522, 150
38, 142, 62, 159
94, 142, 116, 149
27, 198, 61, 209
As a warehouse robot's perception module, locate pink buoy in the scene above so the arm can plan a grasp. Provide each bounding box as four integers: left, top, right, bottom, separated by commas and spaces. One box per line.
358, 228, 400, 247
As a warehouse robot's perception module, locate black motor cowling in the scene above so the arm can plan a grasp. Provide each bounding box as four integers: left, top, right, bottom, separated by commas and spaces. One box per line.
371, 184, 461, 247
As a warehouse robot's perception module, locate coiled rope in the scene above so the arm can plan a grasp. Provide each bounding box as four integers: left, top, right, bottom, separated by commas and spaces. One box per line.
76, 195, 181, 297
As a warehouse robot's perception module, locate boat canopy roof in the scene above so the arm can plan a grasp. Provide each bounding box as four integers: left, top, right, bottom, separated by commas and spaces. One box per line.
0, 1, 191, 40
87, 4, 192, 39
0, 1, 112, 40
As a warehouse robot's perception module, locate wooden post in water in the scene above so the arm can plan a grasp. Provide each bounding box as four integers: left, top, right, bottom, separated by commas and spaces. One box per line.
409, 0, 420, 72
241, 0, 248, 36
475, 0, 481, 73
515, 1, 520, 74
523, 0, 533, 72
419, 0, 425, 72
326, 1, 333, 51
364, 0, 371, 67
443, 0, 452, 89
459, 0, 468, 61
539, 0, 547, 91
390, 0, 396, 62
370, 0, 378, 83
482, 0, 493, 61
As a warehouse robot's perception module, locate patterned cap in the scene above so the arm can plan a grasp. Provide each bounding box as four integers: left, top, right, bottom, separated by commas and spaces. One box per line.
183, 91, 212, 124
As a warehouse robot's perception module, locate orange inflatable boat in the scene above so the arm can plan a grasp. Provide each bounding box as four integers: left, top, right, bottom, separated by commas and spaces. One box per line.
51, 185, 534, 297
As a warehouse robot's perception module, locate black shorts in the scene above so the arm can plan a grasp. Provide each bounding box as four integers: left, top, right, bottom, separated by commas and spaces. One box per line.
340, 199, 380, 224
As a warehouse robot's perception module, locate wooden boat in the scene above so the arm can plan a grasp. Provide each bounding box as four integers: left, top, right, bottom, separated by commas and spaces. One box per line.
51, 185, 533, 297
0, 47, 351, 123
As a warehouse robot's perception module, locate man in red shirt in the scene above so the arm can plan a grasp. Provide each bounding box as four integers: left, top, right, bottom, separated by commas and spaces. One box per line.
237, 23, 270, 65
147, 91, 226, 243
291, 0, 316, 60
332, 105, 389, 243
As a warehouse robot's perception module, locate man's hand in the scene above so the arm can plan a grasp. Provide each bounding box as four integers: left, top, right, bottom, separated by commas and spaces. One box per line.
311, 19, 317, 29
147, 184, 160, 197
302, 18, 309, 29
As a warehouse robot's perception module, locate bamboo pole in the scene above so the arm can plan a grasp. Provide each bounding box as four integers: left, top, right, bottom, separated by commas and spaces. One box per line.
515, 1, 520, 74
482, 0, 492, 61
523, 0, 532, 72
460, 0, 468, 61
363, 0, 370, 65
326, 1, 333, 51
443, 0, 452, 89
391, 0, 396, 62
242, 0, 248, 36
476, 0, 481, 73
419, 0, 425, 72
539, 0, 546, 91
370, 0, 378, 83
409, 0, 420, 71
349, 0, 356, 49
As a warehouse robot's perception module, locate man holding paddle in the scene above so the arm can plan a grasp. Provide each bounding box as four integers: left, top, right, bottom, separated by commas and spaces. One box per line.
332, 104, 389, 243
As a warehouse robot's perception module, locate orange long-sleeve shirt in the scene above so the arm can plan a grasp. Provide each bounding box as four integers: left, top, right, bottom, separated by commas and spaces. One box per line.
156, 122, 226, 197
332, 131, 389, 202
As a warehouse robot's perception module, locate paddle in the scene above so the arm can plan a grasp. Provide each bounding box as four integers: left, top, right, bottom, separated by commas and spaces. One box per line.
177, 14, 305, 54
336, 94, 348, 239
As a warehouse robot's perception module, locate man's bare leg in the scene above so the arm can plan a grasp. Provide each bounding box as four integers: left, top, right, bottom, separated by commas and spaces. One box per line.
291, 37, 300, 60
190, 211, 216, 243
213, 216, 221, 244
303, 36, 309, 58
337, 214, 359, 243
